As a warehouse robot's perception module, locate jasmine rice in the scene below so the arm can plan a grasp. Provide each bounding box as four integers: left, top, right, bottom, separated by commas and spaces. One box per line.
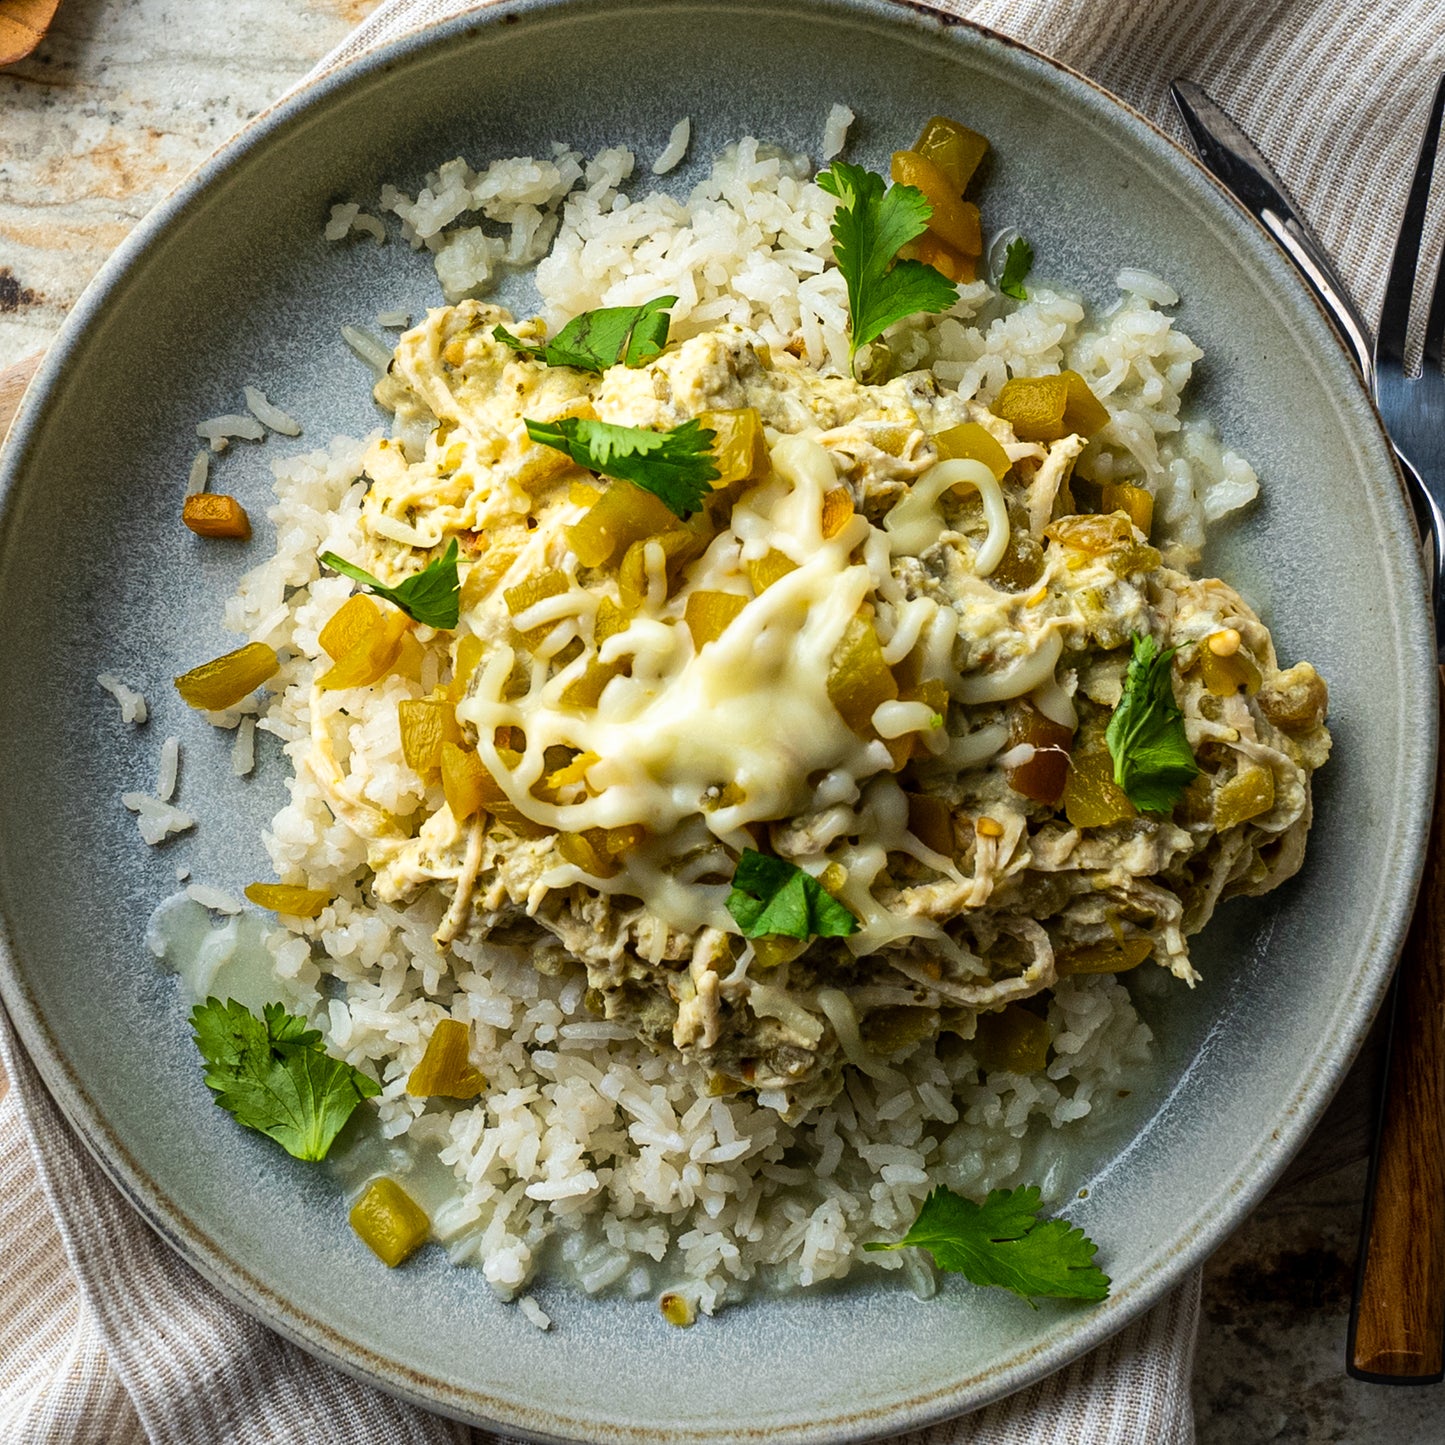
170, 126, 1328, 1318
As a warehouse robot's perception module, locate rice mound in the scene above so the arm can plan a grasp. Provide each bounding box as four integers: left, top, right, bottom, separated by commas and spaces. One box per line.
214, 134, 1273, 1314
374, 136, 1255, 567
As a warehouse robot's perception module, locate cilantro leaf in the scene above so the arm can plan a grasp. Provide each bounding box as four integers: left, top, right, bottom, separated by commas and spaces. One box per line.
725, 849, 859, 940
815, 161, 959, 374
191, 997, 381, 1162
494, 295, 677, 373
319, 537, 460, 630
998, 236, 1034, 301
524, 416, 719, 519
865, 1185, 1110, 1305
1105, 633, 1200, 815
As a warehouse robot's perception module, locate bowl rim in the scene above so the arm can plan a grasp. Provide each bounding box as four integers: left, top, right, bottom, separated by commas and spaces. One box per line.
0, 1, 1433, 1439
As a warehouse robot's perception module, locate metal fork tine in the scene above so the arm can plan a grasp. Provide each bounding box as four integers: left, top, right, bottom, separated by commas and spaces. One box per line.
1426, 236, 1445, 372
1425, 238, 1445, 370
1379, 74, 1445, 369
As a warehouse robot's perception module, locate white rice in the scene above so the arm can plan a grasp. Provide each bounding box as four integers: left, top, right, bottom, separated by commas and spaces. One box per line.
200, 696, 261, 732
244, 385, 302, 437
156, 736, 179, 803
821, 103, 853, 160
376, 147, 585, 302
352, 214, 387, 245
325, 201, 386, 245
199, 133, 1272, 1314
97, 673, 148, 725
1116, 268, 1180, 307
232, 716, 256, 777
186, 883, 243, 915
325, 202, 360, 241
341, 325, 392, 375
186, 450, 210, 496
197, 414, 266, 452
517, 1294, 552, 1331
376, 310, 412, 329
122, 793, 194, 846
651, 118, 690, 175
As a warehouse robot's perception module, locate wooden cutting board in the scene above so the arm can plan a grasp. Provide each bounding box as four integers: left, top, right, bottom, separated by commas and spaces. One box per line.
0, 0, 62, 66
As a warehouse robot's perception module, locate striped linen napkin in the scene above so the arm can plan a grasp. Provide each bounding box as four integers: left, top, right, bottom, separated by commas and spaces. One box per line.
4, 0, 1442, 1439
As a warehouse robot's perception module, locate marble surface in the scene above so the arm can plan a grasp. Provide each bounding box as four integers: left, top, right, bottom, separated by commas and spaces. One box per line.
0, 0, 377, 366
3, 2, 1445, 1440
1196, 1152, 1445, 1444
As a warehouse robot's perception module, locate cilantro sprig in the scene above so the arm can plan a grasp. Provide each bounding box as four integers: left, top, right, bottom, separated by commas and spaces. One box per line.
191, 997, 380, 1162
815, 161, 959, 376
494, 296, 677, 373
725, 849, 859, 941
998, 236, 1034, 301
525, 415, 719, 519
866, 1185, 1110, 1305
319, 537, 460, 631
1105, 633, 1200, 815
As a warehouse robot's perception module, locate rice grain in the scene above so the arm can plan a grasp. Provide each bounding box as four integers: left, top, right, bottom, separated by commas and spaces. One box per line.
186, 450, 210, 496
197, 415, 266, 449
156, 736, 179, 803
122, 793, 194, 845
821, 103, 854, 160
232, 716, 256, 777
244, 385, 302, 437
185, 883, 243, 915
98, 674, 148, 726
651, 118, 691, 175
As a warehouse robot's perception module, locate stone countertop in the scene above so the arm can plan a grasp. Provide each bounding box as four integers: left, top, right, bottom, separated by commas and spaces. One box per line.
4, 2, 1445, 1440
0, 0, 377, 363
1196, 1149, 1445, 1444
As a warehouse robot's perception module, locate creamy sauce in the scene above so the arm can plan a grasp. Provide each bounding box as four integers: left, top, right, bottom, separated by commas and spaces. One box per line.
146, 893, 307, 1012
326, 1124, 471, 1230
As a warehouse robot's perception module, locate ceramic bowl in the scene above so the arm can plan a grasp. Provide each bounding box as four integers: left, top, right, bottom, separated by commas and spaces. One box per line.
0, 1, 1432, 1439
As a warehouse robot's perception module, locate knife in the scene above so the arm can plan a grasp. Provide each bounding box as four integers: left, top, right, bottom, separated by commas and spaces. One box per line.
1170, 80, 1375, 387
1172, 80, 1445, 592
1170, 76, 1445, 1385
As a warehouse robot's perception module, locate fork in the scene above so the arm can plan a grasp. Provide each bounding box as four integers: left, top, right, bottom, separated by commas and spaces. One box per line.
1348, 72, 1445, 1385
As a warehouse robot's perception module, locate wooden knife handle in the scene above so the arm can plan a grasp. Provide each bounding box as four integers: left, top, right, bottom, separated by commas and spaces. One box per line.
0, 353, 41, 440
1348, 666, 1445, 1381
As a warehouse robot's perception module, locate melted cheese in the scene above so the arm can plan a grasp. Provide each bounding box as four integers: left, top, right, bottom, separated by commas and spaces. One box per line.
350, 318, 1135, 949
884, 458, 1009, 574
455, 438, 889, 892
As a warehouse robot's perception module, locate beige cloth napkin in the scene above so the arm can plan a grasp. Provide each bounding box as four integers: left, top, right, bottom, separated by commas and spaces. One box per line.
4, 0, 1443, 1439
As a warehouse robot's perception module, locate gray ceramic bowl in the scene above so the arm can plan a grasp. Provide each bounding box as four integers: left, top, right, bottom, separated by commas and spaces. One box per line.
0, 1, 1433, 1439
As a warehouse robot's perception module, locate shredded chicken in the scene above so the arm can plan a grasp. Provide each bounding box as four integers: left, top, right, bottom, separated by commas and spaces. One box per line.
303, 307, 1331, 1116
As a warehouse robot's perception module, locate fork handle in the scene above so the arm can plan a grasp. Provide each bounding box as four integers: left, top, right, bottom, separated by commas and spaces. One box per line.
1348, 666, 1445, 1382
